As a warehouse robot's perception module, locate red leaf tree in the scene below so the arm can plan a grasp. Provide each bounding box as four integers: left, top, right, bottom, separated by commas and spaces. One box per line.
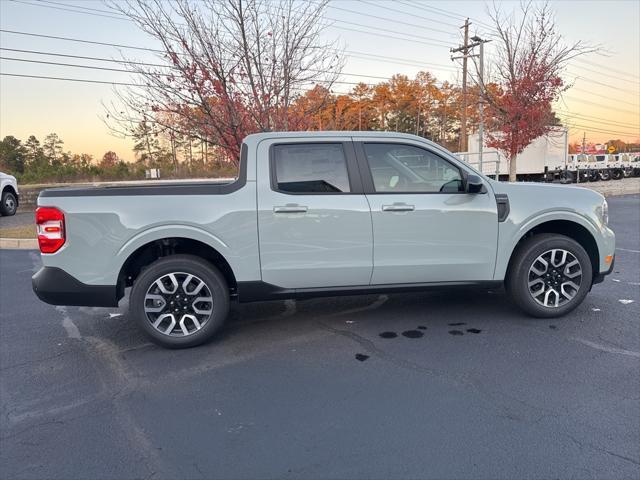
480, 2, 595, 181
105, 0, 342, 169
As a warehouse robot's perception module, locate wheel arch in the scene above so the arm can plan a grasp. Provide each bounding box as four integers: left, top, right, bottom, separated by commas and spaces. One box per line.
117, 237, 238, 301
504, 218, 600, 281
2, 184, 17, 196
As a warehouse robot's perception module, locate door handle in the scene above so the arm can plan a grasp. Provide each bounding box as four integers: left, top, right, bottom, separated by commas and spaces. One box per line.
274, 205, 308, 213
382, 204, 415, 212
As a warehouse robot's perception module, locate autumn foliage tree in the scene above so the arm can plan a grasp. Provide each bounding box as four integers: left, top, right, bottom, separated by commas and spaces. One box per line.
105, 0, 342, 168
479, 2, 595, 181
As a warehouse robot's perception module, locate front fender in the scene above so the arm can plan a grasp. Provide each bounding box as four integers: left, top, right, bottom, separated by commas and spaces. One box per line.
494, 209, 604, 280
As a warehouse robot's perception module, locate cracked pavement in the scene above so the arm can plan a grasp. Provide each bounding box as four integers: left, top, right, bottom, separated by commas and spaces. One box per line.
1, 194, 638, 479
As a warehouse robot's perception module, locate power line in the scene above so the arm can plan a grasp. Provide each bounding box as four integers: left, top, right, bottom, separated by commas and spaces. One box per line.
563, 95, 639, 115
0, 47, 170, 68
13, 0, 454, 49
556, 112, 639, 129
397, 0, 493, 30
0, 56, 394, 87
572, 57, 640, 81
0, 29, 459, 73
0, 51, 456, 87
0, 28, 165, 53
354, 0, 460, 31
571, 85, 640, 106
560, 120, 638, 137
567, 70, 640, 89
323, 0, 455, 37
9, 0, 128, 21
0, 71, 353, 95
555, 109, 638, 128
1, 72, 141, 86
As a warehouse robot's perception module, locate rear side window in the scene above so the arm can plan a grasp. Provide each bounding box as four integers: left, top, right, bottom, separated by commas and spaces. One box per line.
272, 143, 351, 193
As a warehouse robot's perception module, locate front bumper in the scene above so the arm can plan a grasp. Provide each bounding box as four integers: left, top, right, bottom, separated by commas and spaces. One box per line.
592, 254, 615, 285
32, 266, 119, 307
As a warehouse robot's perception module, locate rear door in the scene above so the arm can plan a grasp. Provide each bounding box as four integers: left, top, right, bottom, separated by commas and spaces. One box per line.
354, 138, 498, 285
256, 138, 373, 289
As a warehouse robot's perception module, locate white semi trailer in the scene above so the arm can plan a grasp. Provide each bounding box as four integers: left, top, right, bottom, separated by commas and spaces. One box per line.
457, 127, 640, 182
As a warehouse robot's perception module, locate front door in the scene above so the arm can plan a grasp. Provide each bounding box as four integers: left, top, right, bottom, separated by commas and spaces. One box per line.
257, 139, 373, 289
354, 139, 498, 285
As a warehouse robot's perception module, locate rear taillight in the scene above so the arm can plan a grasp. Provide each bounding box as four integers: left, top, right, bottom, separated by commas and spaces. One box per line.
36, 207, 65, 253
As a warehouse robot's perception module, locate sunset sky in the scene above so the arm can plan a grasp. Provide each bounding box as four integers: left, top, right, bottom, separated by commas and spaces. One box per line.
1, 0, 638, 160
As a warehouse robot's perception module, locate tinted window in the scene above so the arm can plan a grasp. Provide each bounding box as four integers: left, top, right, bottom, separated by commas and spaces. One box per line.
273, 144, 351, 193
363, 143, 463, 193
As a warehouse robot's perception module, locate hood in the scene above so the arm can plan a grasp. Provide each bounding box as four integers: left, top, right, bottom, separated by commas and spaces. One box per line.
488, 179, 604, 202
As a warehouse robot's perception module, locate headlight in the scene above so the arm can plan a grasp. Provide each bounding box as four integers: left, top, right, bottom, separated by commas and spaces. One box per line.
599, 200, 609, 226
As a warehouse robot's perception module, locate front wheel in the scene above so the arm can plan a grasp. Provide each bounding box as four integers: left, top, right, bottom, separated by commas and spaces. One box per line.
130, 254, 230, 348
506, 234, 592, 318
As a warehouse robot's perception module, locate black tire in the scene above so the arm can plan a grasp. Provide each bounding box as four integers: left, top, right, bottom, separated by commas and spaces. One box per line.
130, 254, 229, 349
598, 169, 611, 181
0, 191, 17, 216
562, 170, 576, 183
577, 170, 590, 183
506, 234, 592, 318
610, 168, 624, 180
588, 170, 600, 182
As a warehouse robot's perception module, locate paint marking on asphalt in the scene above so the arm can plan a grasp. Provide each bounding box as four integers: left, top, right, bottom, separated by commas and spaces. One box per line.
618, 299, 635, 305
616, 247, 640, 254
55, 306, 81, 339
109, 313, 123, 318
572, 337, 640, 358
591, 308, 601, 312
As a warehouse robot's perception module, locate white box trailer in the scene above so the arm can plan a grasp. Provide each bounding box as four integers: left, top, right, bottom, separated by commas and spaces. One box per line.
457, 127, 568, 181
457, 128, 639, 182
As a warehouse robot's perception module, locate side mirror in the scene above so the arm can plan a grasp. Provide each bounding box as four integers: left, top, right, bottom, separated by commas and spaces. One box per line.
465, 174, 484, 194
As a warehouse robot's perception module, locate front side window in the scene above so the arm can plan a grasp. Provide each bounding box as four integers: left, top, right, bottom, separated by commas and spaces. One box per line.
363, 143, 463, 193
272, 143, 351, 193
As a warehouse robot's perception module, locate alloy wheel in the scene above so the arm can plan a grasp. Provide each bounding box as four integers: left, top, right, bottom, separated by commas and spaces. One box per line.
144, 272, 213, 336
527, 249, 583, 308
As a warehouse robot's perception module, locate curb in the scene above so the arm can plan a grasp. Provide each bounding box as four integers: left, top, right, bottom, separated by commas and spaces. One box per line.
0, 238, 38, 250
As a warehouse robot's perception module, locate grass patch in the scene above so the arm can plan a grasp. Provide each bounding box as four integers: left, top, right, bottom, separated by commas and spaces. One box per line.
0, 224, 36, 238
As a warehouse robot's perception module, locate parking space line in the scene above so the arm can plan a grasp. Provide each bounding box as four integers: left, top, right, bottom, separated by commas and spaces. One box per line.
571, 337, 640, 358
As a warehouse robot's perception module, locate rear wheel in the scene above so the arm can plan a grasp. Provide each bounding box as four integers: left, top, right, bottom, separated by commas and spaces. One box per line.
130, 254, 229, 348
0, 191, 17, 216
506, 234, 592, 318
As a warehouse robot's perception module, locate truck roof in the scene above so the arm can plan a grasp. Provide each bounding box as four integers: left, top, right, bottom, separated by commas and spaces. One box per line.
244, 130, 430, 142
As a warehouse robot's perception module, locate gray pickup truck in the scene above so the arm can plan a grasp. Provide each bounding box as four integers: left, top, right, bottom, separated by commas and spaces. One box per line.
32, 132, 615, 348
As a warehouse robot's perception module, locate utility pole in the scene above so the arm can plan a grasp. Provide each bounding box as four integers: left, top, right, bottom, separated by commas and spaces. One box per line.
452, 30, 490, 171
450, 19, 471, 153
477, 40, 485, 172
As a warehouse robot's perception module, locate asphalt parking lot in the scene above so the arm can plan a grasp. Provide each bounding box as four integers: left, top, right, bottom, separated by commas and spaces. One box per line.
1, 195, 638, 479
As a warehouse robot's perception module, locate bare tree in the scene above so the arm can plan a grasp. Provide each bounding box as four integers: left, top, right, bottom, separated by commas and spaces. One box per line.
476, 1, 596, 181
105, 0, 343, 167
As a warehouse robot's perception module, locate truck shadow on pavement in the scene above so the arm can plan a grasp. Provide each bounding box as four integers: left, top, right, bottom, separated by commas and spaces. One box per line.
83, 286, 536, 361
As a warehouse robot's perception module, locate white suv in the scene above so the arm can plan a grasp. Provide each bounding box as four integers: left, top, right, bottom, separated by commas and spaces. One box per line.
0, 172, 19, 216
